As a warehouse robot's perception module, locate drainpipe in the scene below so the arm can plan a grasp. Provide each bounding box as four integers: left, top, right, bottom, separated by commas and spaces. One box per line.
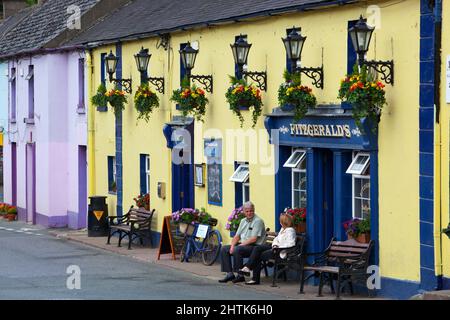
87, 48, 96, 196
433, 0, 444, 290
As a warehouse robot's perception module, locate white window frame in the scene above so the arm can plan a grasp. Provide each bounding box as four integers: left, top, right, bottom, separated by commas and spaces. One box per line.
346, 152, 370, 175
112, 157, 117, 185
145, 155, 150, 194
283, 150, 306, 168
349, 152, 371, 219
229, 164, 249, 183
352, 174, 371, 219
290, 148, 307, 208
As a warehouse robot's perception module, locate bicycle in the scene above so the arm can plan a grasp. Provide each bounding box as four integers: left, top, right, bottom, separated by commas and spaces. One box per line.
179, 218, 222, 266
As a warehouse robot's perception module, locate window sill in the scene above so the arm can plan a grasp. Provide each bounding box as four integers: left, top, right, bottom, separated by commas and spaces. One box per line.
24, 118, 35, 125
97, 106, 108, 112
108, 191, 117, 195
77, 107, 86, 114
10, 119, 16, 124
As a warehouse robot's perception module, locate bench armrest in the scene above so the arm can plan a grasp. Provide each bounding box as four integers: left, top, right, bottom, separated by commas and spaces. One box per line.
108, 213, 130, 224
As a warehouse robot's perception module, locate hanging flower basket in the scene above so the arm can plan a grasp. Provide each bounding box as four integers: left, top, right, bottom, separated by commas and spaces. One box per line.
225, 76, 263, 128
170, 77, 208, 122
338, 65, 386, 133
91, 84, 108, 110
106, 87, 128, 116
134, 83, 159, 122
278, 70, 317, 122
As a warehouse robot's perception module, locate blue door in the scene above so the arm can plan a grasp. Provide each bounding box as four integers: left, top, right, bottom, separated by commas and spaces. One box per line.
171, 122, 195, 212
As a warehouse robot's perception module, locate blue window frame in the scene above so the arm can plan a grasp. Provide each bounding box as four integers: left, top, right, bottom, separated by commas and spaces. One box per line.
101, 52, 107, 85
140, 154, 150, 195
78, 58, 85, 109
347, 20, 359, 74
26, 65, 34, 120
108, 156, 116, 193
232, 161, 249, 208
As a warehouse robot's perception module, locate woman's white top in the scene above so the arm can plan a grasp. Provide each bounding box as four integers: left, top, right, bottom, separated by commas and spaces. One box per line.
272, 227, 297, 258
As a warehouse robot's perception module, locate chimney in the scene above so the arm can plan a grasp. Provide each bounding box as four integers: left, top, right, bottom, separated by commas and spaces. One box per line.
1, 0, 29, 20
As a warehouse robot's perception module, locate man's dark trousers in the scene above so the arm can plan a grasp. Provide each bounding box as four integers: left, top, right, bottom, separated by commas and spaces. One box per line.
220, 245, 255, 272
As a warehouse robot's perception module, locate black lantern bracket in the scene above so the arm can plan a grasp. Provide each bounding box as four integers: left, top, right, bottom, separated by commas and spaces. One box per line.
298, 66, 324, 89
443, 223, 450, 239
146, 76, 165, 94
189, 74, 213, 93
362, 60, 394, 85
243, 71, 267, 91
110, 78, 133, 94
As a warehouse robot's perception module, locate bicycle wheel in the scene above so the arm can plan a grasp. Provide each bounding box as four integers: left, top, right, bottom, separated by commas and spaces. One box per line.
180, 239, 189, 262
201, 230, 221, 266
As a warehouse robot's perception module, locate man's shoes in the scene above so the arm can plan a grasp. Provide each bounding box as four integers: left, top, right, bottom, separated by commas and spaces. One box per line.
232, 275, 246, 284
218, 274, 236, 283
245, 280, 260, 285
238, 266, 251, 277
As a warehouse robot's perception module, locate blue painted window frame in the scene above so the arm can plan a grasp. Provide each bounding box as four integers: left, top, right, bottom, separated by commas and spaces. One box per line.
27, 65, 34, 120
140, 154, 150, 195
108, 156, 116, 194
98, 53, 107, 112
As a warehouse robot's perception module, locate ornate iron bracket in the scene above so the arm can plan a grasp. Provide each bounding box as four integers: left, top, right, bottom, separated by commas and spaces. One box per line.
148, 77, 165, 94
189, 75, 213, 93
443, 223, 450, 239
362, 60, 394, 85
111, 78, 132, 94
243, 71, 267, 91
298, 66, 324, 89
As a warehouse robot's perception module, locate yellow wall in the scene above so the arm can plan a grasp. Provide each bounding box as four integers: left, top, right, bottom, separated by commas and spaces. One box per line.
438, 0, 450, 279
88, 0, 421, 281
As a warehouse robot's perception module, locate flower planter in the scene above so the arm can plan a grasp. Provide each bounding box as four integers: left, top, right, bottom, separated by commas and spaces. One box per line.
280, 103, 295, 112
5, 214, 16, 221
294, 222, 306, 234
179, 222, 195, 236
347, 233, 370, 243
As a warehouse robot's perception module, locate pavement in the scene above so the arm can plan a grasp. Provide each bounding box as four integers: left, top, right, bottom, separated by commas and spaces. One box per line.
45, 226, 380, 300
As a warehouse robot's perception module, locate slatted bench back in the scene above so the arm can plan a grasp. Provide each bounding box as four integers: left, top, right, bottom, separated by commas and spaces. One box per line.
129, 208, 154, 228
327, 239, 373, 264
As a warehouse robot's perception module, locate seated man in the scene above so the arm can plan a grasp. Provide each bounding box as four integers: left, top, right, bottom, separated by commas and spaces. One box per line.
218, 201, 266, 284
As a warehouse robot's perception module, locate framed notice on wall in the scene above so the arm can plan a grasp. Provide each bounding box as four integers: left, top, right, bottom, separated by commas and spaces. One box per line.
204, 138, 222, 206
194, 163, 205, 187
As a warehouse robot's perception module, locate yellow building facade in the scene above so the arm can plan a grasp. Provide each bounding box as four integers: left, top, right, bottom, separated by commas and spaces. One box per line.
80, 0, 449, 298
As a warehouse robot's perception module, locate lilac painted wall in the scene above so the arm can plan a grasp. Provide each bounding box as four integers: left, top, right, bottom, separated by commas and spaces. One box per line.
3, 51, 87, 229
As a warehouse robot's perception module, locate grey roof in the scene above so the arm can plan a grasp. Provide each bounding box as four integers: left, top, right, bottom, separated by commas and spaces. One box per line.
0, 0, 100, 56
0, 5, 34, 41
69, 0, 358, 46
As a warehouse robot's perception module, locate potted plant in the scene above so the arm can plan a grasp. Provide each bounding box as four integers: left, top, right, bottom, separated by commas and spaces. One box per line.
283, 207, 306, 233
225, 206, 245, 237
343, 216, 371, 243
91, 83, 108, 110
278, 70, 317, 122
338, 64, 386, 132
5, 205, 17, 221
106, 86, 128, 116
225, 76, 263, 128
0, 203, 6, 218
133, 193, 150, 211
170, 77, 208, 122
134, 83, 159, 122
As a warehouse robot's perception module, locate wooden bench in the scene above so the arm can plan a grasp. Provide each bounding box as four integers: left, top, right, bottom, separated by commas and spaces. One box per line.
107, 206, 155, 250
261, 229, 306, 287
299, 237, 374, 298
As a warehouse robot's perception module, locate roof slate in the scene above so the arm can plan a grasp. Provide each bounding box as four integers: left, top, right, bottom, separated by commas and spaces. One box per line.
68, 0, 357, 45
0, 0, 99, 56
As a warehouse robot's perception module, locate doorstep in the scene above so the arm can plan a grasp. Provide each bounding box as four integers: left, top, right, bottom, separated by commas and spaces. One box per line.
48, 229, 381, 300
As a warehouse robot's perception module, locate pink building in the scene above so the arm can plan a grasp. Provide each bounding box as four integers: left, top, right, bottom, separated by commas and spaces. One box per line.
0, 0, 127, 228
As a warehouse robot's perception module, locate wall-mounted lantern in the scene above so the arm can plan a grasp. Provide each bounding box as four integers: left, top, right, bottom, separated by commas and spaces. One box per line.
105, 50, 133, 93
179, 42, 213, 93
349, 15, 394, 85
282, 27, 324, 89
231, 35, 267, 91
134, 47, 165, 93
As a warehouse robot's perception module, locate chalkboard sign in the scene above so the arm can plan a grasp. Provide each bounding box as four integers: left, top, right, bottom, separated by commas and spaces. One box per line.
207, 163, 222, 206
157, 216, 184, 260
205, 138, 222, 206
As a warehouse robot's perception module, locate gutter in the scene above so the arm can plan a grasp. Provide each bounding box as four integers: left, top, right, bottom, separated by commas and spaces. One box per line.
78, 0, 358, 48
0, 45, 85, 61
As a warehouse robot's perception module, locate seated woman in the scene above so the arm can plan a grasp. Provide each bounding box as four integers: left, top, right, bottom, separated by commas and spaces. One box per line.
238, 213, 297, 285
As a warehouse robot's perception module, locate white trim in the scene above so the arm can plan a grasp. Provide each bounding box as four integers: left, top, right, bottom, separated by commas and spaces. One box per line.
283, 150, 306, 168
346, 152, 370, 175
230, 164, 249, 183
242, 182, 250, 203
25, 66, 34, 81
145, 155, 150, 194
291, 148, 307, 208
